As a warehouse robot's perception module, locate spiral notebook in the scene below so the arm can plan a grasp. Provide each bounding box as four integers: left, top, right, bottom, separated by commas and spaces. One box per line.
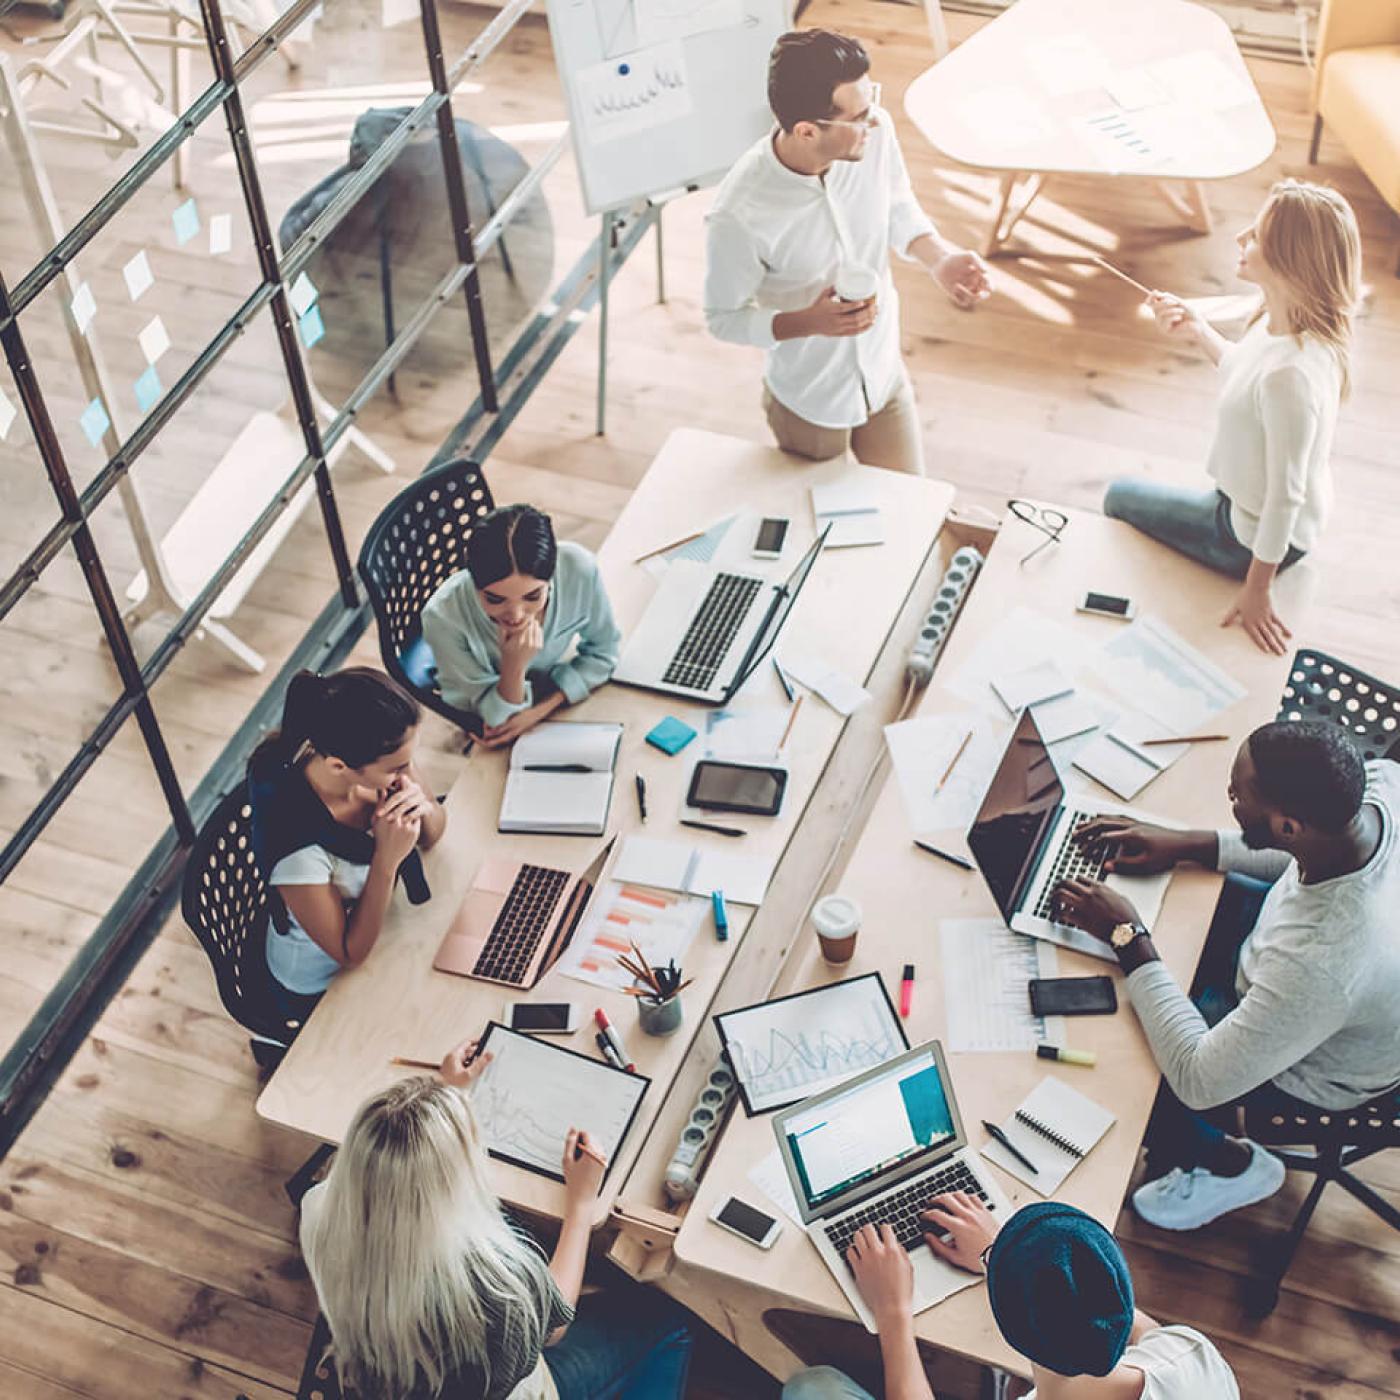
981, 1076, 1115, 1196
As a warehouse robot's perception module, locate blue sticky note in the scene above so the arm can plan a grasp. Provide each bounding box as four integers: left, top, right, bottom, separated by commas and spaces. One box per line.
134, 365, 162, 413
645, 716, 697, 755
172, 198, 200, 245
298, 303, 325, 348
79, 396, 110, 447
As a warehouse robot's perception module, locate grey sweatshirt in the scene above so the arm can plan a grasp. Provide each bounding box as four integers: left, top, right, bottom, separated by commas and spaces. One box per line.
1126, 760, 1400, 1110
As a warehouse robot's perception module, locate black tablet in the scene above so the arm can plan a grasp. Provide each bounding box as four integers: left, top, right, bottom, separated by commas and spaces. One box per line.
686, 760, 788, 815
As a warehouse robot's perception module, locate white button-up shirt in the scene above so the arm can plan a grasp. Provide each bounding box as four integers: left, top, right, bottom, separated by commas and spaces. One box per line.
703, 111, 937, 430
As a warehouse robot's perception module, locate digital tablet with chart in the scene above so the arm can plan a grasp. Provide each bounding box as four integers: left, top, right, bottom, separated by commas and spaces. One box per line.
470, 1023, 650, 1182
715, 973, 909, 1115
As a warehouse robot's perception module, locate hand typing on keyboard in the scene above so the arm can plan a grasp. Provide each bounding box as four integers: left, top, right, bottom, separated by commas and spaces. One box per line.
1052, 878, 1144, 944
920, 1190, 1002, 1275
845, 1224, 914, 1328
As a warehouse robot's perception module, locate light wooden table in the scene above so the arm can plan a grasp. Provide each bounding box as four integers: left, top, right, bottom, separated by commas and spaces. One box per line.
903, 0, 1276, 253
667, 501, 1313, 1378
256, 427, 953, 1224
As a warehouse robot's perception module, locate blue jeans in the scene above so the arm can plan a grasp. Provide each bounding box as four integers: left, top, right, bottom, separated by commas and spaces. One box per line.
782, 1366, 877, 1400
1103, 481, 1303, 581
544, 1285, 692, 1399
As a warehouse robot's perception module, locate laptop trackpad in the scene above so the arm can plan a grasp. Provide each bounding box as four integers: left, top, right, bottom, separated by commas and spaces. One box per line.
910, 1242, 981, 1313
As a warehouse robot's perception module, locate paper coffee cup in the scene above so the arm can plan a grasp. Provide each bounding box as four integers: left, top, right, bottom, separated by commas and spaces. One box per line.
833, 264, 880, 303
813, 893, 862, 964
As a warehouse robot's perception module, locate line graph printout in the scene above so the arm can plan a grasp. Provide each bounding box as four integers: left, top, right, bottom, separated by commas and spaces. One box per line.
716, 973, 908, 1114
470, 1024, 649, 1182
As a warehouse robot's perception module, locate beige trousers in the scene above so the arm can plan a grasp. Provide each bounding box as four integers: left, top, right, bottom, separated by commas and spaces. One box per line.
762, 375, 926, 476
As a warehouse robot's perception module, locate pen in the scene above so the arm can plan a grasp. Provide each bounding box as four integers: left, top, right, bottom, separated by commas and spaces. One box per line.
595, 1030, 625, 1070
573, 1138, 607, 1166
900, 963, 914, 1019
711, 889, 728, 942
773, 657, 795, 702
982, 1119, 1040, 1175
390, 1056, 439, 1070
594, 1008, 636, 1073
524, 763, 591, 772
913, 839, 974, 871
680, 818, 746, 838
1038, 1044, 1097, 1067
635, 773, 648, 823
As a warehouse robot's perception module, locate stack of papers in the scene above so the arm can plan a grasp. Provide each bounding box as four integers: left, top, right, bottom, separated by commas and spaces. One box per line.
811, 480, 884, 548
611, 834, 776, 905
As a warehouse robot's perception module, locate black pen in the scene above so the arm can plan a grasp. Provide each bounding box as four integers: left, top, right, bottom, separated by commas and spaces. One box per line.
635, 773, 648, 823
982, 1119, 1039, 1175
524, 763, 591, 772
913, 839, 974, 871
680, 818, 746, 838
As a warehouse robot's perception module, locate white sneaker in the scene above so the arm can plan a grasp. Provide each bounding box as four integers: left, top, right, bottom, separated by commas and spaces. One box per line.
1132, 1141, 1286, 1231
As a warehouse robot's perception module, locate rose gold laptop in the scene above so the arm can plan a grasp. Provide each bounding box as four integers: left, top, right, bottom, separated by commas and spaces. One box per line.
433, 839, 613, 989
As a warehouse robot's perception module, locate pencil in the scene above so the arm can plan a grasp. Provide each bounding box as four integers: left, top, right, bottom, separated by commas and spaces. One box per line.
633, 527, 706, 563
391, 1056, 439, 1070
573, 1138, 608, 1166
779, 694, 803, 750
935, 731, 973, 793
1140, 733, 1228, 746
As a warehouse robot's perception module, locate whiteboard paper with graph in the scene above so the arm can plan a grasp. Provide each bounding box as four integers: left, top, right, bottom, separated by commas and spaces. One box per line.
471, 1022, 650, 1181
715, 972, 910, 1115
546, 0, 791, 213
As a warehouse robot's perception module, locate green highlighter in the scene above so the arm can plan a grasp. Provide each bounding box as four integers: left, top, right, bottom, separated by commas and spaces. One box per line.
645, 716, 697, 755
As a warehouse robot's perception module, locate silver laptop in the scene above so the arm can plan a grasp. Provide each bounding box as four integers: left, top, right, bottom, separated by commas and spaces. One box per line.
773, 1041, 1011, 1332
967, 709, 1173, 962
613, 526, 829, 704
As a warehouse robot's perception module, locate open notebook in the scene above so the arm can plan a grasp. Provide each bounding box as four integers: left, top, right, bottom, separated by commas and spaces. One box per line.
498, 721, 623, 835
981, 1075, 1115, 1196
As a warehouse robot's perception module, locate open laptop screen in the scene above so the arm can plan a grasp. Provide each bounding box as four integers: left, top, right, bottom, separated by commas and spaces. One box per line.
967, 709, 1063, 921
783, 1047, 957, 1213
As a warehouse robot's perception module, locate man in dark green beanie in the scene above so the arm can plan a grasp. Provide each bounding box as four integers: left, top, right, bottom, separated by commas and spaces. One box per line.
782, 1195, 1237, 1399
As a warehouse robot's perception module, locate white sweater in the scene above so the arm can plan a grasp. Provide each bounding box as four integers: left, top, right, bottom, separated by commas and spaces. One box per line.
1204, 319, 1341, 564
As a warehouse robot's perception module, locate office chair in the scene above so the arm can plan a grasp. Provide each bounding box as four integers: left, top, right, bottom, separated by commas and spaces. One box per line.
182, 783, 334, 1203
356, 456, 496, 729
1276, 649, 1400, 761
296, 1313, 343, 1400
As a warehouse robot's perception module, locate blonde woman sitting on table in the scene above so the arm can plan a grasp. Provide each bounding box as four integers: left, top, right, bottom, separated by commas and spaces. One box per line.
421, 504, 621, 749
1104, 179, 1360, 655
299, 1038, 693, 1399
248, 668, 446, 1030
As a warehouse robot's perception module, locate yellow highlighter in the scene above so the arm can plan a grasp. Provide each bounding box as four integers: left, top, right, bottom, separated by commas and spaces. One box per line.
1038, 1044, 1097, 1068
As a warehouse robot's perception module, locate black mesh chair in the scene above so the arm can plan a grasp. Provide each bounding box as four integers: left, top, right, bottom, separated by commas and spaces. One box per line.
356, 456, 495, 729
296, 1313, 343, 1400
182, 783, 334, 1203
1276, 649, 1400, 760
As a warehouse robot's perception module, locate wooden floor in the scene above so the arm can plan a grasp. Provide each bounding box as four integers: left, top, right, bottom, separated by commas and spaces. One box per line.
1, 1, 1398, 1395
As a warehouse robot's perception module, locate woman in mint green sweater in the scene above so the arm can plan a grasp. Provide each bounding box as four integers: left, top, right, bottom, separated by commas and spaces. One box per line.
421, 505, 621, 747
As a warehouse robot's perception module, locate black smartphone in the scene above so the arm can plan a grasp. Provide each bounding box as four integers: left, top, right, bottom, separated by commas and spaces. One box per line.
686, 760, 788, 816
1028, 976, 1118, 1017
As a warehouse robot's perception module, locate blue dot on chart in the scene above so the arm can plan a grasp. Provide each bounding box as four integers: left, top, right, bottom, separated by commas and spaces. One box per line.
619, 63, 629, 75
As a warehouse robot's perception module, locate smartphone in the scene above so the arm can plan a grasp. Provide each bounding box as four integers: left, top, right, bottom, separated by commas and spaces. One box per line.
709, 1195, 782, 1248
1028, 976, 1118, 1017
752, 516, 790, 560
687, 760, 788, 816
1076, 590, 1136, 621
504, 1002, 579, 1035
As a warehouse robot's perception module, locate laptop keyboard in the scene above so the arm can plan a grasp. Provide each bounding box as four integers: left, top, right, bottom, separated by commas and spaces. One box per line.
661, 572, 763, 692
823, 1158, 991, 1262
1031, 813, 1114, 920
472, 864, 570, 983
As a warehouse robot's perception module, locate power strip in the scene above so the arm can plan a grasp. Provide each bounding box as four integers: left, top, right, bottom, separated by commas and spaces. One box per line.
663, 1059, 738, 1203
905, 546, 984, 685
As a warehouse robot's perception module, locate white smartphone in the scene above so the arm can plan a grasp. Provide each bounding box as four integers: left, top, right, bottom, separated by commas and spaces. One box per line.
1076, 590, 1136, 621
708, 1195, 782, 1249
504, 1002, 579, 1035
752, 516, 790, 560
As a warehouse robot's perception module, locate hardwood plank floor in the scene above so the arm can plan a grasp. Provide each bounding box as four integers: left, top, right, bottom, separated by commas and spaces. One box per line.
1, 1, 1397, 1395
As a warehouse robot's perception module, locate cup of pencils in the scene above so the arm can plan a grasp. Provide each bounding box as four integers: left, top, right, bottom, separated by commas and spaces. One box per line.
618, 944, 689, 1038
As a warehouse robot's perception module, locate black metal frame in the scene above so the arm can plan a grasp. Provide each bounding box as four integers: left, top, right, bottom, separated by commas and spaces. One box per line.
0, 0, 652, 1152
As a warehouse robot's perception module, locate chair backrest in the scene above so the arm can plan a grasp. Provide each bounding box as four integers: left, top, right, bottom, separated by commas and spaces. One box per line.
356, 456, 495, 705
181, 782, 305, 1044
1276, 649, 1400, 762
296, 1313, 343, 1400
1246, 1088, 1400, 1149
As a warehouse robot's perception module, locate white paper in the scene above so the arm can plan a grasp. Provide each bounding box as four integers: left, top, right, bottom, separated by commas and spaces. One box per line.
209, 213, 233, 255
381, 0, 418, 27
1149, 49, 1254, 113
941, 918, 1064, 1053
499, 772, 614, 831
611, 835, 775, 905
749, 1148, 805, 1227
981, 1076, 1115, 1196
122, 250, 154, 301
884, 712, 1007, 838
956, 85, 1050, 150
640, 514, 738, 579
634, 0, 740, 46
945, 606, 1097, 718
288, 271, 319, 316
1105, 65, 1170, 112
0, 386, 16, 441
509, 721, 621, 771
703, 707, 789, 762
811, 480, 885, 549
1076, 108, 1170, 174
138, 316, 171, 365
1073, 708, 1183, 801
576, 41, 693, 145
556, 880, 707, 991
1029, 692, 1101, 746
780, 652, 870, 716
990, 660, 1074, 714
1024, 35, 1109, 96
70, 282, 97, 334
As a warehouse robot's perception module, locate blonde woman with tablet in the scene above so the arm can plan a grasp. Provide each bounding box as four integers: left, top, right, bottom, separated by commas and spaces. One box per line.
299, 1039, 692, 1399
1104, 179, 1360, 655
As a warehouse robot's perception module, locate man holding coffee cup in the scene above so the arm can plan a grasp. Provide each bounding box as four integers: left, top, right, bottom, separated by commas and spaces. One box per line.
704, 29, 990, 475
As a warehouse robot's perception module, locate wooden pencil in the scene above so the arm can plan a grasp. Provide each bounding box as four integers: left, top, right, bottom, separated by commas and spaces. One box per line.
1141, 733, 1228, 746
390, 1056, 438, 1070
936, 731, 973, 793
779, 694, 803, 750
633, 527, 706, 563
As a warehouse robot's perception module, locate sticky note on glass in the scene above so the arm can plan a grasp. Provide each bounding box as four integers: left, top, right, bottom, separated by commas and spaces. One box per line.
172, 198, 200, 245
138, 316, 171, 364
123, 250, 154, 301
288, 272, 319, 316
298, 303, 325, 348
0, 385, 17, 441
209, 213, 233, 256
70, 282, 97, 334
134, 365, 162, 413
79, 397, 111, 447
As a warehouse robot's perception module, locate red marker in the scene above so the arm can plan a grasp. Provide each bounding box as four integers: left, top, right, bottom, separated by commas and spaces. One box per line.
594, 1007, 635, 1073
900, 964, 915, 1019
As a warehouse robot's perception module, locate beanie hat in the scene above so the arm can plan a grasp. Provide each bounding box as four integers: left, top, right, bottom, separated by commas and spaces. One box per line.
986, 1202, 1134, 1377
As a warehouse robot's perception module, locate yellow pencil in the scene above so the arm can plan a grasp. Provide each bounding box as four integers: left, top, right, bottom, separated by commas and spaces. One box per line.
936, 731, 973, 793
779, 695, 804, 750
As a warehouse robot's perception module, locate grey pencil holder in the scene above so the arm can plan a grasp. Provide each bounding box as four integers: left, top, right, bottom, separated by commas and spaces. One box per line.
637, 993, 683, 1037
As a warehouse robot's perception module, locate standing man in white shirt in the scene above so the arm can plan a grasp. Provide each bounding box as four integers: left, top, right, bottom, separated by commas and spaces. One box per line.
704, 29, 990, 475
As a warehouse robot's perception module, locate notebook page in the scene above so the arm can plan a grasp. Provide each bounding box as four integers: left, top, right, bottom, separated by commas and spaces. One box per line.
509, 721, 621, 771
982, 1075, 1116, 1196
499, 772, 614, 831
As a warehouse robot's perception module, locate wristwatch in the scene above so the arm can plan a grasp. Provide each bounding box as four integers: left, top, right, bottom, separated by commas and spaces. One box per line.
1110, 920, 1150, 950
